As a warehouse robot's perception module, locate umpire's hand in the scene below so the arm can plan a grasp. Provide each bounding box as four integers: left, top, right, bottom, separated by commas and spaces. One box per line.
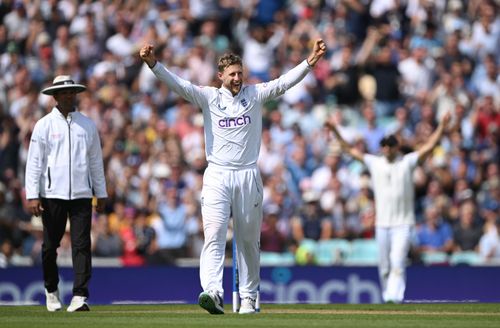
95, 198, 107, 213
28, 199, 44, 217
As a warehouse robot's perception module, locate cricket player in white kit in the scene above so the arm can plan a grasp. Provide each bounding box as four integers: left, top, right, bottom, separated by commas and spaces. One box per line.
327, 112, 451, 303
140, 39, 326, 314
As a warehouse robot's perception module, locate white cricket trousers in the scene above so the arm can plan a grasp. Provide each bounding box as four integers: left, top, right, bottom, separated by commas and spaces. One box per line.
200, 164, 263, 299
375, 225, 413, 303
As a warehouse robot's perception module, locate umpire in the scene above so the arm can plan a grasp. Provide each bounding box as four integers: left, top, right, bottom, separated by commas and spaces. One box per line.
25, 75, 107, 312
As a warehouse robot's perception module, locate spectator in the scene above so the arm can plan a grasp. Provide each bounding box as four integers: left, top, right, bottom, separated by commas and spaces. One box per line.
368, 41, 403, 118
310, 144, 349, 193
260, 205, 288, 253
409, 21, 442, 56
195, 19, 229, 56
118, 207, 150, 267
285, 139, 315, 194
442, 0, 468, 36
344, 177, 375, 239
479, 218, 500, 264
92, 214, 123, 258
416, 205, 454, 254
398, 46, 433, 98
459, 0, 500, 61
3, 2, 29, 50
324, 41, 362, 107
452, 200, 482, 252
133, 209, 156, 258
0, 41, 24, 90
262, 170, 298, 238
473, 95, 500, 142
234, 14, 285, 82
291, 190, 332, 243
52, 24, 71, 66
474, 60, 500, 103
359, 102, 387, 154
148, 183, 190, 264
106, 18, 137, 61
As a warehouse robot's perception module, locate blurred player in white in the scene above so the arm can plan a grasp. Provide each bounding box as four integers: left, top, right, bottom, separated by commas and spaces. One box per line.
140, 39, 326, 314
327, 112, 451, 303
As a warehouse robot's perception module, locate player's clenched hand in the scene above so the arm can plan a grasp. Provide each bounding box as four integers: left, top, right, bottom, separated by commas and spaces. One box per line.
307, 39, 326, 67
140, 44, 156, 68
313, 39, 326, 57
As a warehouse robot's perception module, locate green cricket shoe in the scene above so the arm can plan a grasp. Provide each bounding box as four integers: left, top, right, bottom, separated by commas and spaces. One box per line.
198, 291, 224, 315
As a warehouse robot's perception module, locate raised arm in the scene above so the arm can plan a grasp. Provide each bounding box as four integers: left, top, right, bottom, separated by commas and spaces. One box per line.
325, 120, 365, 163
256, 39, 327, 101
140, 44, 157, 68
417, 111, 451, 163
139, 44, 209, 108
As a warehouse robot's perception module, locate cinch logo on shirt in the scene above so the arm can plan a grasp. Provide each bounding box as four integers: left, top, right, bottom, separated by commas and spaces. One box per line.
218, 114, 251, 128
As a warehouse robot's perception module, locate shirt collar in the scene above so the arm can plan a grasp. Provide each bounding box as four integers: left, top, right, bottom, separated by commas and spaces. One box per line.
52, 107, 76, 119
219, 85, 239, 97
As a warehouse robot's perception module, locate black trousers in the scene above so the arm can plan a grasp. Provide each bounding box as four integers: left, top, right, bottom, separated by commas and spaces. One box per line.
41, 198, 92, 297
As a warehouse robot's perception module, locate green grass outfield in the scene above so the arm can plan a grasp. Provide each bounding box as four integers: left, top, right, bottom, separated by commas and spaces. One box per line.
1, 303, 500, 328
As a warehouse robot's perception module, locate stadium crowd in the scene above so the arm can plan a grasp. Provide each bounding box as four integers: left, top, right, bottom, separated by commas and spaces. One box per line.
0, 0, 499, 268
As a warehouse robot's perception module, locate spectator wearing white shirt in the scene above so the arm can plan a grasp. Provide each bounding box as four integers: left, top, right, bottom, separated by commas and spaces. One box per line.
479, 212, 500, 264
106, 19, 137, 62
398, 46, 433, 98
235, 16, 285, 82
459, 1, 500, 61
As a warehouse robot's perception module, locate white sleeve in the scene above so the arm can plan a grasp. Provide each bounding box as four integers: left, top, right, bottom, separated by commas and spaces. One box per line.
25, 122, 45, 199
255, 60, 312, 102
234, 18, 249, 45
88, 124, 107, 198
404, 152, 419, 170
266, 28, 285, 50
363, 154, 378, 173
151, 62, 210, 109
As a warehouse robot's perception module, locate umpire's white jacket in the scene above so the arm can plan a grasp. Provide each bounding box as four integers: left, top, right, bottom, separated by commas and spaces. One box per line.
25, 107, 107, 200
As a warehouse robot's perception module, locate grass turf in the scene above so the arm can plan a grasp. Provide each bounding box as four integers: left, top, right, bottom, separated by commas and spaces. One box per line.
1, 303, 500, 328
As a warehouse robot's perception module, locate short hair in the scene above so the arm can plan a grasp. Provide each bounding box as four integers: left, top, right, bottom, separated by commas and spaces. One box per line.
379, 135, 399, 147
217, 53, 242, 72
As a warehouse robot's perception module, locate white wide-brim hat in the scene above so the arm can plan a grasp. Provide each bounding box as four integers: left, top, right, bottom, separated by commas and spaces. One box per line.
41, 75, 86, 95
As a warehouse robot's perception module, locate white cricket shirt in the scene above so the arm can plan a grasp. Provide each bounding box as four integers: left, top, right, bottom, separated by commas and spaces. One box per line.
363, 152, 419, 227
151, 60, 311, 168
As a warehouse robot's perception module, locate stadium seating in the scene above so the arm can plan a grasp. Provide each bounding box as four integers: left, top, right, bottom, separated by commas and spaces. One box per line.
260, 251, 295, 266
449, 251, 483, 266
343, 239, 379, 265
420, 251, 449, 265
315, 239, 351, 265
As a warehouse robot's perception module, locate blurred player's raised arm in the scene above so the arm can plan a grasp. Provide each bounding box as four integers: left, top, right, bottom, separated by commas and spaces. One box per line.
139, 44, 209, 109
256, 39, 326, 101
326, 119, 365, 163
416, 111, 451, 163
